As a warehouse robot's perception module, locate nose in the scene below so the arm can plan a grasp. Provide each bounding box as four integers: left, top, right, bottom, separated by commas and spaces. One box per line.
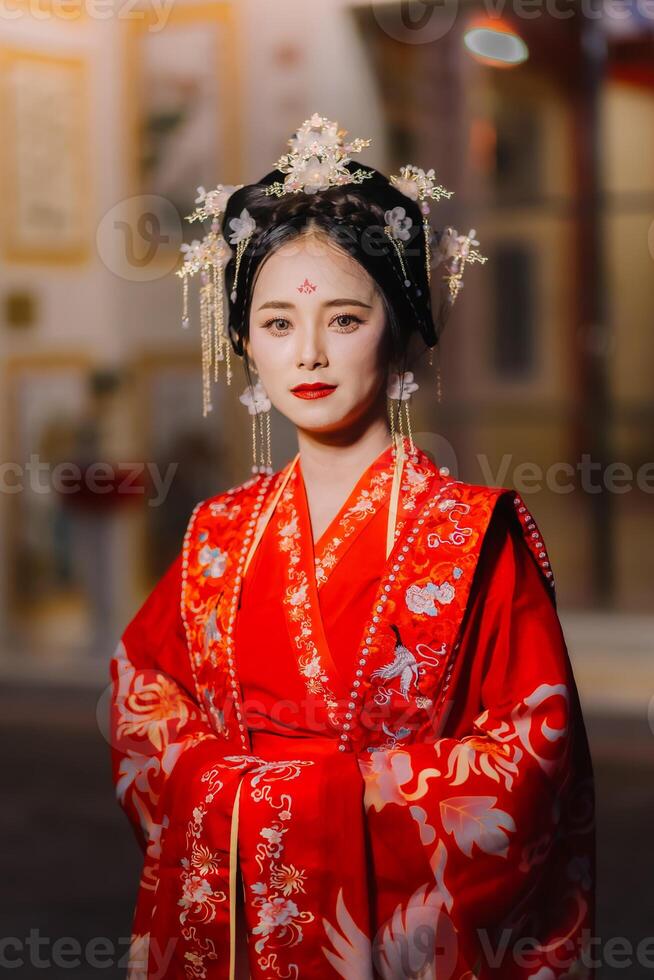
295, 322, 328, 371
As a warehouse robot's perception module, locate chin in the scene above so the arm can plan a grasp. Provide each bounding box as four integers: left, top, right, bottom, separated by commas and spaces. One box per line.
283, 396, 356, 433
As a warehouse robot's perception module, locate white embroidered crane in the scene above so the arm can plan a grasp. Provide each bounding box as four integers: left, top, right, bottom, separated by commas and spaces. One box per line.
370, 624, 418, 699
370, 625, 443, 701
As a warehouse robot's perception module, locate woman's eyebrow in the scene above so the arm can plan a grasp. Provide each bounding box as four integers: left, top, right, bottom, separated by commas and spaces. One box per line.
323, 298, 373, 309
256, 298, 372, 311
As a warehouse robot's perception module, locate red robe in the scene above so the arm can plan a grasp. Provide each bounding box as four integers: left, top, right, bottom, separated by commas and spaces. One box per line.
109, 437, 595, 979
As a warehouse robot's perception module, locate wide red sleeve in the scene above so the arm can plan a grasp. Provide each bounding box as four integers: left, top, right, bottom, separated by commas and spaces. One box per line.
108, 551, 220, 857
357, 496, 596, 979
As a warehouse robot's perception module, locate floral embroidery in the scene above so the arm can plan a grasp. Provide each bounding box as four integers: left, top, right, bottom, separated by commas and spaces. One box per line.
387, 454, 433, 543
314, 466, 393, 587
179, 770, 228, 928
228, 758, 316, 971
182, 472, 274, 750
276, 471, 342, 725
405, 579, 456, 616
442, 737, 520, 792
198, 540, 228, 578
111, 639, 216, 852
440, 796, 516, 858
313, 442, 433, 589
176, 766, 236, 976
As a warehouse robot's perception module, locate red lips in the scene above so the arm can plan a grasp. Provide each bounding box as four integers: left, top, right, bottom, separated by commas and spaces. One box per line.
291, 383, 337, 400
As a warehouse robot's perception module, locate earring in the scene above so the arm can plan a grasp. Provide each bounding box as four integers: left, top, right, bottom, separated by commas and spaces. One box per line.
239, 378, 273, 474
386, 370, 419, 461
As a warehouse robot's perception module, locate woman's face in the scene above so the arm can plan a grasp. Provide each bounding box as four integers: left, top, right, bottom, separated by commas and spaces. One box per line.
246, 232, 390, 437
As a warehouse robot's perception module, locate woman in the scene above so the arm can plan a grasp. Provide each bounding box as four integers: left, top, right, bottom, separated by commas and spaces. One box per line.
110, 115, 595, 979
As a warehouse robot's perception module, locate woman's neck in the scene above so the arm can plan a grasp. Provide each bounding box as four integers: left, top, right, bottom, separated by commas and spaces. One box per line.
297, 419, 392, 482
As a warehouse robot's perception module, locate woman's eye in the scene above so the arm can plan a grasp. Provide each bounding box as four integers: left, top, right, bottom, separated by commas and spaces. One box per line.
331, 314, 363, 332
263, 317, 290, 335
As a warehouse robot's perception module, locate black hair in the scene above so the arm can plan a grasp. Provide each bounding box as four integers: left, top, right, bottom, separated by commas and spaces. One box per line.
221, 162, 455, 381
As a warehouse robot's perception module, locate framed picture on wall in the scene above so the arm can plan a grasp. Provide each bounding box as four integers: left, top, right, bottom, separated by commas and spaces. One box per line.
124, 2, 242, 257
0, 48, 90, 263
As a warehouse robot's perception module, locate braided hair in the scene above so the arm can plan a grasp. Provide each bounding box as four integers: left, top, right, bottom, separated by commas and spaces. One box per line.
222, 161, 454, 371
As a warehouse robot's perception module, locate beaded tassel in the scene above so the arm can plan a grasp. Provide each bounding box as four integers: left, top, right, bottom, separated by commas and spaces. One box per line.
402, 399, 415, 455
423, 217, 432, 285
199, 272, 213, 417
250, 409, 272, 474
230, 237, 249, 303
213, 261, 233, 386
251, 412, 257, 472
384, 227, 411, 286
181, 273, 190, 330
388, 397, 397, 463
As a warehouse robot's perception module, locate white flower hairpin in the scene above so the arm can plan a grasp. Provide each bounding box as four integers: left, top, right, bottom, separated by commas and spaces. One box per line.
264, 113, 373, 197
384, 206, 413, 242
387, 371, 419, 401
226, 208, 257, 302
383, 206, 414, 287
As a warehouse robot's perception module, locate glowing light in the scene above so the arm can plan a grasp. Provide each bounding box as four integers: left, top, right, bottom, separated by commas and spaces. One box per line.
463, 20, 529, 68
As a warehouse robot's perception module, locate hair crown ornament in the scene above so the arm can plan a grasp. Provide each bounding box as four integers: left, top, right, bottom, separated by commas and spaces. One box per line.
176, 112, 487, 420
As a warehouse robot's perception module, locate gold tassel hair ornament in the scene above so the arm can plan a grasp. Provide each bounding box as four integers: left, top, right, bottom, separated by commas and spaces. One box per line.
176, 184, 257, 417
387, 165, 488, 396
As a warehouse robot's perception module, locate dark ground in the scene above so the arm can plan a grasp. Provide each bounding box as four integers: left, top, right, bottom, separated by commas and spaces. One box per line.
1, 682, 652, 978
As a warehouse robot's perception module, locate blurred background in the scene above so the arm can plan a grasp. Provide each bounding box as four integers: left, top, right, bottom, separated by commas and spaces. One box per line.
1, 1, 652, 976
